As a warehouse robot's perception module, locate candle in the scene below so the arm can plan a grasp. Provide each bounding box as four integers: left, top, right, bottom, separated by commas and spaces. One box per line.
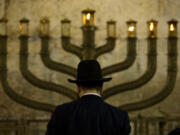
107, 20, 116, 38
82, 8, 95, 26
127, 20, 136, 38
40, 18, 50, 36
147, 20, 157, 38
168, 19, 178, 38
20, 18, 29, 36
0, 19, 8, 36
149, 22, 154, 31
61, 19, 71, 37
169, 24, 175, 31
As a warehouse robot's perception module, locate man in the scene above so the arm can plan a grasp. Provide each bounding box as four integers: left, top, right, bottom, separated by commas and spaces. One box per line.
168, 128, 180, 135
46, 60, 131, 135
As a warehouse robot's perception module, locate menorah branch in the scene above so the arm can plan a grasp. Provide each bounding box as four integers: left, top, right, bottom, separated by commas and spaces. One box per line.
102, 38, 157, 100
0, 36, 55, 112
119, 37, 177, 111
19, 36, 78, 100
94, 38, 116, 59
102, 37, 136, 76
61, 36, 82, 60
40, 36, 77, 78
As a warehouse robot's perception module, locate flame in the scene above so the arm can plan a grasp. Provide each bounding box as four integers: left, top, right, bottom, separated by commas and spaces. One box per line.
86, 13, 91, 20
128, 26, 135, 32
170, 24, 175, 31
149, 22, 154, 31
19, 25, 23, 33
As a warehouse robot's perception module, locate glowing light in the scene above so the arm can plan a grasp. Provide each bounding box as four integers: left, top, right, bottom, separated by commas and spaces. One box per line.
128, 26, 135, 32
169, 24, 175, 31
86, 13, 91, 20
149, 22, 154, 31
19, 25, 23, 33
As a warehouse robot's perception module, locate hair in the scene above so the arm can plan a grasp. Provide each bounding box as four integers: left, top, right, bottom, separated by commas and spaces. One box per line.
77, 82, 103, 91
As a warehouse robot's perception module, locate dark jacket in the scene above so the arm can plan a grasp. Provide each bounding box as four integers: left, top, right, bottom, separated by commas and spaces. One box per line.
46, 95, 131, 135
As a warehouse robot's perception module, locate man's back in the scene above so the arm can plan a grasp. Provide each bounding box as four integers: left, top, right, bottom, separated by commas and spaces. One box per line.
46, 95, 131, 135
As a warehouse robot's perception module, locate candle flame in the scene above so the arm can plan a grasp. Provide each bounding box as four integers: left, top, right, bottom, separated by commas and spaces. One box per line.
19, 25, 23, 33
170, 24, 175, 31
86, 13, 91, 20
128, 26, 135, 32
149, 22, 154, 31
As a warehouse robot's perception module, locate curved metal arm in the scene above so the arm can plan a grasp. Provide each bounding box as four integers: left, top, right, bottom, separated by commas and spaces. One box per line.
94, 38, 116, 59
102, 37, 136, 76
102, 38, 157, 100
19, 36, 78, 100
61, 36, 82, 60
119, 38, 177, 111
0, 36, 55, 112
40, 36, 77, 78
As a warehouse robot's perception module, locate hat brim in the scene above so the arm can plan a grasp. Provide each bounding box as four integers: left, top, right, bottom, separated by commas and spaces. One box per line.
68, 77, 112, 83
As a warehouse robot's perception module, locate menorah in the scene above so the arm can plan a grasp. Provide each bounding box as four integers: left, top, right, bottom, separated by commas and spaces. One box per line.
0, 9, 178, 113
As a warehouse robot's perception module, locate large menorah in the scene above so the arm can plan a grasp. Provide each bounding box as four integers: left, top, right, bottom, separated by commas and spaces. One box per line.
0, 9, 178, 113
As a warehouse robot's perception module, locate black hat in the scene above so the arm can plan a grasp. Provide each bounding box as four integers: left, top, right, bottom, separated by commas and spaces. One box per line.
68, 60, 112, 84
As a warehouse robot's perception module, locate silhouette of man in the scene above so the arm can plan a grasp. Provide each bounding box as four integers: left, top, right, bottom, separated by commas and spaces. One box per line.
46, 60, 131, 135
168, 128, 180, 135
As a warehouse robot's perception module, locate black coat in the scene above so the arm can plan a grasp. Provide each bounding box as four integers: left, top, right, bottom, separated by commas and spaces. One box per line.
46, 95, 131, 135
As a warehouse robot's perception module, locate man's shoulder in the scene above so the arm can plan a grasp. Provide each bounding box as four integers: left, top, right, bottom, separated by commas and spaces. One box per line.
55, 99, 79, 112
104, 102, 128, 116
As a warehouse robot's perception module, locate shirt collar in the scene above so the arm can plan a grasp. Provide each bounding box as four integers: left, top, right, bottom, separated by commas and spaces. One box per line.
83, 93, 101, 97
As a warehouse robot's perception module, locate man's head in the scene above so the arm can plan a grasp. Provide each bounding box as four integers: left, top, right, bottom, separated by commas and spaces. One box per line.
77, 82, 103, 97
68, 60, 112, 96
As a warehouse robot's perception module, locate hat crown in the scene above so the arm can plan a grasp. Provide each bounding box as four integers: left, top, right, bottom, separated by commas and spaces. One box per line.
68, 60, 112, 83
77, 60, 102, 81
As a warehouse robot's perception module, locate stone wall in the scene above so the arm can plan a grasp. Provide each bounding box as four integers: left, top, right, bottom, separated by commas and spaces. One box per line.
0, 0, 180, 119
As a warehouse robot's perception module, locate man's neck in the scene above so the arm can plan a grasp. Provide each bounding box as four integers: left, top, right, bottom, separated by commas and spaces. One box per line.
79, 90, 101, 97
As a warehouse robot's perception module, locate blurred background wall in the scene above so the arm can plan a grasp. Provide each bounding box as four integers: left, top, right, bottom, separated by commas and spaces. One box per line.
0, 0, 180, 126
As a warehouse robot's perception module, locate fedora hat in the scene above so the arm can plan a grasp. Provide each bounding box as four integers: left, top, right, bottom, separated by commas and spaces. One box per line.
68, 60, 112, 84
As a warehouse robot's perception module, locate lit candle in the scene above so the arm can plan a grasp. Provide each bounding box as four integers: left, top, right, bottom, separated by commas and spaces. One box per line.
82, 8, 95, 26
61, 19, 71, 37
169, 24, 175, 31
40, 18, 50, 36
168, 19, 178, 37
147, 20, 157, 38
19, 18, 29, 36
107, 20, 116, 38
127, 20, 136, 38
0, 19, 8, 36
149, 22, 154, 31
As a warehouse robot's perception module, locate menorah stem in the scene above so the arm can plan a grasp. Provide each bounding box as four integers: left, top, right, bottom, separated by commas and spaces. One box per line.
61, 37, 82, 59
102, 38, 157, 100
82, 26, 96, 47
0, 36, 55, 112
102, 37, 136, 76
119, 37, 177, 111
19, 36, 78, 100
40, 36, 77, 78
